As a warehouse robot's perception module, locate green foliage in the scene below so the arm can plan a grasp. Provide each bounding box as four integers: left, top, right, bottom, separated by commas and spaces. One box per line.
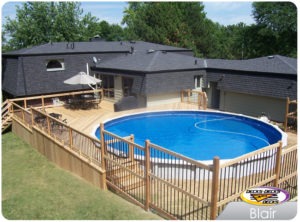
2, 132, 161, 220
2, 2, 297, 58
122, 2, 297, 59
99, 21, 125, 41
2, 2, 125, 51
253, 2, 297, 32
4, 2, 83, 50
122, 2, 213, 57
251, 2, 297, 57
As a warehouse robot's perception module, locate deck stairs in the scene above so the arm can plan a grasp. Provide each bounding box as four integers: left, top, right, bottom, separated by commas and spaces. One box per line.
2, 100, 13, 133
106, 158, 145, 191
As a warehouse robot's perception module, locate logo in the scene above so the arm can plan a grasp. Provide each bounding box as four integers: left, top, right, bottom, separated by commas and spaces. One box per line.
240, 186, 290, 206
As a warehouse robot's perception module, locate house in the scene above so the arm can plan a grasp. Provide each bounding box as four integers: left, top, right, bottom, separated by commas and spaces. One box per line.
92, 51, 296, 121
204, 55, 297, 121
2, 40, 297, 122
2, 40, 192, 97
93, 50, 206, 108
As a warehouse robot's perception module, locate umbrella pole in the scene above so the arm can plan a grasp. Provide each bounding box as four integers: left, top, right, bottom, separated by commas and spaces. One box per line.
86, 63, 90, 75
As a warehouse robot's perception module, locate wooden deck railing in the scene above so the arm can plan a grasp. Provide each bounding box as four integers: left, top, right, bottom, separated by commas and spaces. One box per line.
181, 89, 207, 110
2, 100, 13, 132
7, 89, 103, 110
284, 97, 297, 131
99, 123, 296, 220
1, 89, 104, 133
8, 99, 298, 220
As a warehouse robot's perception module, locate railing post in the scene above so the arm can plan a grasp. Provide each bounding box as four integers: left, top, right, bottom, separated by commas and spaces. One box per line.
100, 123, 107, 190
101, 88, 104, 99
284, 97, 290, 132
46, 116, 51, 135
10, 101, 13, 114
273, 141, 283, 187
21, 109, 25, 122
31, 108, 34, 126
41, 96, 45, 111
144, 140, 151, 211
197, 92, 201, 110
129, 134, 135, 161
24, 99, 27, 109
203, 92, 208, 110
210, 156, 220, 220
69, 128, 73, 148
100, 123, 106, 169
180, 90, 183, 102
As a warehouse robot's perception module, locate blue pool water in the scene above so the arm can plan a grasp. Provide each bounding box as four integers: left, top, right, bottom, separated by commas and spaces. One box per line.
95, 111, 282, 160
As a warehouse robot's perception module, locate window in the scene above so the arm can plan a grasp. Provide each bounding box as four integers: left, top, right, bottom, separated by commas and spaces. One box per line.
98, 74, 114, 89
46, 59, 65, 71
98, 74, 115, 98
194, 75, 203, 89
122, 77, 134, 97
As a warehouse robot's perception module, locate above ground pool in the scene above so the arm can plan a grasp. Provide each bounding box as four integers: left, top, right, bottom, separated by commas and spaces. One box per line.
95, 111, 284, 161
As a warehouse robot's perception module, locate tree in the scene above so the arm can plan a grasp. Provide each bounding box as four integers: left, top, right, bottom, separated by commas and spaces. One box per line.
3, 2, 101, 51
98, 21, 125, 41
122, 2, 215, 57
78, 12, 102, 41
210, 2, 297, 59
253, 2, 297, 33
251, 2, 297, 57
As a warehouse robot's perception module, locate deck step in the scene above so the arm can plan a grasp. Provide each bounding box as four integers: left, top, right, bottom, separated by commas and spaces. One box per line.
108, 175, 145, 191
106, 158, 145, 191
106, 160, 141, 174
122, 179, 145, 191
2, 112, 13, 133
108, 168, 144, 183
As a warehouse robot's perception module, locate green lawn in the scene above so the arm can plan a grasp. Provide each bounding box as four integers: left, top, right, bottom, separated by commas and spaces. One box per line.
2, 132, 161, 220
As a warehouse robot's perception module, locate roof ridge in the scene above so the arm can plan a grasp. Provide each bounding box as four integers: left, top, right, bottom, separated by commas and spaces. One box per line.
145, 51, 161, 71
275, 55, 297, 72
4, 43, 47, 54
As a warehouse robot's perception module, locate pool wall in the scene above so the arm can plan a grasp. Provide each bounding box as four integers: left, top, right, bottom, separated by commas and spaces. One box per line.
146, 143, 278, 180
95, 110, 286, 180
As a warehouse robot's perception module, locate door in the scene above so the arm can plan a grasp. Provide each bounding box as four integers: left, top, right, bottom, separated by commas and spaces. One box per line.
210, 82, 220, 109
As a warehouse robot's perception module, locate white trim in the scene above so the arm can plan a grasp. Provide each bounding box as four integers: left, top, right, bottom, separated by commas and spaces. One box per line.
46, 59, 65, 72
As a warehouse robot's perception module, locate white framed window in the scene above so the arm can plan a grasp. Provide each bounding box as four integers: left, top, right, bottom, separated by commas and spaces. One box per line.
46, 59, 65, 71
194, 75, 203, 89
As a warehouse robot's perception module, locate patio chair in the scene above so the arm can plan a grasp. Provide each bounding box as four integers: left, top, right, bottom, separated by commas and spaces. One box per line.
34, 115, 46, 126
49, 112, 68, 130
91, 92, 101, 109
92, 98, 101, 109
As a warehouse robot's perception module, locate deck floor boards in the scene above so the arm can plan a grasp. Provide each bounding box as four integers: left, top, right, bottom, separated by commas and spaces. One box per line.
46, 101, 200, 135
45, 100, 297, 147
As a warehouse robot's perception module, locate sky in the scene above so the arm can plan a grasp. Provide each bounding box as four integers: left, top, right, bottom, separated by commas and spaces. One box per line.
1, 1, 255, 27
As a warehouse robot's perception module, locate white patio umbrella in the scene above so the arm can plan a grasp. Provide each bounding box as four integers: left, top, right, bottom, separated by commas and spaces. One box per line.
64, 71, 101, 90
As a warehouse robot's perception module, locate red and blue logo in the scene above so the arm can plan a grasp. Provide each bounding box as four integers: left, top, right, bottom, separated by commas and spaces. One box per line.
240, 186, 290, 206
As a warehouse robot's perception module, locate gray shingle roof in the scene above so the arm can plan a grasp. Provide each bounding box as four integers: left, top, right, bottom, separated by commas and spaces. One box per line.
206, 55, 297, 75
96, 50, 204, 73
3, 41, 190, 56
95, 49, 297, 75
219, 73, 296, 99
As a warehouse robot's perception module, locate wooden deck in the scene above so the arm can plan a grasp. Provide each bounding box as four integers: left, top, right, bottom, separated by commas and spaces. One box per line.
45, 99, 297, 147
45, 100, 200, 135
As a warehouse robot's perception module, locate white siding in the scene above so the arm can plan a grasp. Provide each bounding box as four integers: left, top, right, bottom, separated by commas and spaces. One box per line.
220, 91, 286, 122
147, 92, 181, 107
